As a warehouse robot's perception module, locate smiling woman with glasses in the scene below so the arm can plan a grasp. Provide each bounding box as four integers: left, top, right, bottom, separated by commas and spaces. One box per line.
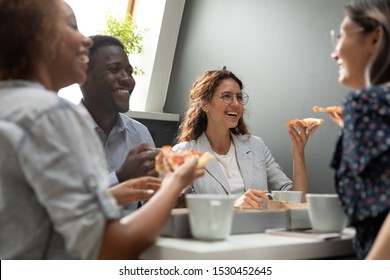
325, 0, 390, 260
330, 27, 365, 49
173, 66, 318, 209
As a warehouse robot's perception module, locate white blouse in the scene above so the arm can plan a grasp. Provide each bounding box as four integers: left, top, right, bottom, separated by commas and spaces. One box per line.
213, 142, 245, 194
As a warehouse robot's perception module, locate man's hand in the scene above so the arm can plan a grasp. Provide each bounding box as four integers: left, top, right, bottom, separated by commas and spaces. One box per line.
116, 143, 160, 182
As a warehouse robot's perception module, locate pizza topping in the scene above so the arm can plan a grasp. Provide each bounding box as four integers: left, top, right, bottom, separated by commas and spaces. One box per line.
285, 117, 325, 127
155, 146, 213, 174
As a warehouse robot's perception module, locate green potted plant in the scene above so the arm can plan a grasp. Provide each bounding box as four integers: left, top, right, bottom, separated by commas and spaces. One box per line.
100, 12, 147, 75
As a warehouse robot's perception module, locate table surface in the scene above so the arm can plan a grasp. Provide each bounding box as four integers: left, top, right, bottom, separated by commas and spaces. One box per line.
140, 228, 356, 260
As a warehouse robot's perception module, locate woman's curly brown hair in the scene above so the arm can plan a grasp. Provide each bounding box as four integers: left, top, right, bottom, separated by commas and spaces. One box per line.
175, 67, 249, 144
0, 0, 62, 80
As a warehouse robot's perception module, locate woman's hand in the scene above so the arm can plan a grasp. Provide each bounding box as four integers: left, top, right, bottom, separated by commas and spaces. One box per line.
328, 112, 343, 128
109, 176, 162, 205
161, 157, 205, 192
288, 122, 318, 158
234, 189, 270, 209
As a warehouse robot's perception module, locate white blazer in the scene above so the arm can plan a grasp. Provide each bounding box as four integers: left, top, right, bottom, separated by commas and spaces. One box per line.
173, 133, 292, 194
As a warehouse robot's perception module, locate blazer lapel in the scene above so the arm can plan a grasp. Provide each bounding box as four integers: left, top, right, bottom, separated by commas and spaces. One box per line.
197, 133, 231, 194
232, 134, 253, 191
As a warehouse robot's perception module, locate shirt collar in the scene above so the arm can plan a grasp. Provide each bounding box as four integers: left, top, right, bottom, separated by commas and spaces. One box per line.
79, 99, 127, 135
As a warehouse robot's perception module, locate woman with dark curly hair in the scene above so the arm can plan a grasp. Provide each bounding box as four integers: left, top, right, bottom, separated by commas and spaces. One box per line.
0, 0, 60, 81
174, 66, 318, 208
0, 0, 204, 259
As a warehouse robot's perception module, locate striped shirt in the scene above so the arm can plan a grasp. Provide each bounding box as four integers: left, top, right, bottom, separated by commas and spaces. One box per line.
87, 110, 155, 211
92, 113, 155, 183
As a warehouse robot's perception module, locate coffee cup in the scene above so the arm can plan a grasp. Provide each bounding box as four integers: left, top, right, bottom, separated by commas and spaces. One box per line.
269, 191, 302, 202
185, 194, 236, 240
306, 193, 348, 232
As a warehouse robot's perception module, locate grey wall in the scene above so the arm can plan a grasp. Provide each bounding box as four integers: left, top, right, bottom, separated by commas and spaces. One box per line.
164, 0, 348, 194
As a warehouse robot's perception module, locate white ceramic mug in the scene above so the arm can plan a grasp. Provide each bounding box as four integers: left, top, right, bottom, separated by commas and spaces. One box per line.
185, 194, 236, 240
306, 194, 348, 232
269, 191, 302, 202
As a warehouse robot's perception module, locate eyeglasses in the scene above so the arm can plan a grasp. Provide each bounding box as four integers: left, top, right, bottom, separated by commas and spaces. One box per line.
219, 92, 249, 105
330, 27, 365, 49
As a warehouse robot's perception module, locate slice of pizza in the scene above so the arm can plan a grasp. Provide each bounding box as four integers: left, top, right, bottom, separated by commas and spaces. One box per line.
155, 146, 214, 174
313, 105, 342, 114
285, 118, 325, 127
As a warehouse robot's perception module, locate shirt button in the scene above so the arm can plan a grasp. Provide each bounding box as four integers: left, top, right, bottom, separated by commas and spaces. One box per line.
85, 176, 98, 189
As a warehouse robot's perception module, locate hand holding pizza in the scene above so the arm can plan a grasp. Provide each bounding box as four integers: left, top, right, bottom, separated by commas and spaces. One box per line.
284, 117, 320, 168
155, 146, 214, 174
313, 105, 343, 128
158, 156, 206, 201
288, 121, 318, 163
328, 111, 344, 128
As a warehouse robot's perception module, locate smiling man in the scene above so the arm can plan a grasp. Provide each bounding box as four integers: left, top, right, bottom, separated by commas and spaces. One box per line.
80, 35, 159, 211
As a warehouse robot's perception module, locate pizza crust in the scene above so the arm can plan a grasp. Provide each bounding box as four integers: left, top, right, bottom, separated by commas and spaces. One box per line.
155, 151, 166, 173
197, 152, 214, 168
313, 105, 342, 114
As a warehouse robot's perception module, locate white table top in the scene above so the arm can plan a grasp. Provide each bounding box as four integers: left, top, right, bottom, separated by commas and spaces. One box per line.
140, 228, 356, 260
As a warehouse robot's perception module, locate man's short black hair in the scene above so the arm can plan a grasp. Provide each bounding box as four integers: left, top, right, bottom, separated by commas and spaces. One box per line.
89, 35, 125, 57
